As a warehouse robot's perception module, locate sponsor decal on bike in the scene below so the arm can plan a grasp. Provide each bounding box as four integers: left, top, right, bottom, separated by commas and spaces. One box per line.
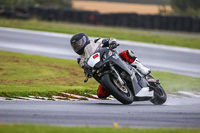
112, 53, 119, 59
109, 51, 112, 56
131, 75, 134, 80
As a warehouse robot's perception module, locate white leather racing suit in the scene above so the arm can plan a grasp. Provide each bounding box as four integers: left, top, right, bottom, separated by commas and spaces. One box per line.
77, 37, 150, 75
77, 38, 103, 68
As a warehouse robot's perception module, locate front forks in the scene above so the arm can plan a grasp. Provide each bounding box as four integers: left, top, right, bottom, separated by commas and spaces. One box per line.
109, 63, 125, 85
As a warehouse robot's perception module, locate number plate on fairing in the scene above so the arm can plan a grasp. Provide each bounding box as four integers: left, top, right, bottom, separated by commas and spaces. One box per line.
87, 53, 100, 67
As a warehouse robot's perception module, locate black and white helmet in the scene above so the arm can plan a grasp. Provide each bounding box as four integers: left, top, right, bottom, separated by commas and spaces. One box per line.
70, 33, 90, 55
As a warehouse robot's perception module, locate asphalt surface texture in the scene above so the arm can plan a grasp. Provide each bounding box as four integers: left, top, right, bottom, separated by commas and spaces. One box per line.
0, 27, 200, 77
0, 27, 200, 128
0, 97, 200, 128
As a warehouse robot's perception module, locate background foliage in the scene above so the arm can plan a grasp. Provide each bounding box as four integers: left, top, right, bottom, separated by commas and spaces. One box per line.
170, 0, 200, 17
0, 0, 72, 8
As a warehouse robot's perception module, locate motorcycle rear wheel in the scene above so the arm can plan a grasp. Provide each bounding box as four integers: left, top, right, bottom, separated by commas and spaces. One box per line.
101, 73, 134, 104
148, 76, 167, 105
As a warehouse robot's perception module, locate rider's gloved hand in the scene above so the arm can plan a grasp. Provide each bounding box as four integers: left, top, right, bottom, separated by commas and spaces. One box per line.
108, 37, 118, 49
85, 71, 92, 78
84, 63, 93, 78
77, 58, 86, 68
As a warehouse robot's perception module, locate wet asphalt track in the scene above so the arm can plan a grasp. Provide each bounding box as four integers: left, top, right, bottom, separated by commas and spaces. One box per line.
0, 97, 200, 128
0, 27, 200, 128
0, 27, 200, 77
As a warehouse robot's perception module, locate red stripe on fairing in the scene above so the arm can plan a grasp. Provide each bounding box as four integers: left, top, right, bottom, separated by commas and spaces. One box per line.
93, 54, 99, 59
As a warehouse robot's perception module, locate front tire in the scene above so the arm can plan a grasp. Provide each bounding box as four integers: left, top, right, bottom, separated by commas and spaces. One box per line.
101, 74, 134, 104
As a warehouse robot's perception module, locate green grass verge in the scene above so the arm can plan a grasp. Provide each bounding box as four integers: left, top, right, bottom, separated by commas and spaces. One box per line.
0, 18, 200, 49
151, 71, 200, 92
0, 50, 97, 98
0, 124, 200, 133
0, 51, 200, 98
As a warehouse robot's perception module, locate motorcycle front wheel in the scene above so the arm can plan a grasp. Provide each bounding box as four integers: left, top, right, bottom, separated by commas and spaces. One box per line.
101, 73, 134, 104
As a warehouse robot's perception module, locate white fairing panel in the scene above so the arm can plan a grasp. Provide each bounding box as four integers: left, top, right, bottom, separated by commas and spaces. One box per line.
87, 53, 100, 67
135, 87, 154, 97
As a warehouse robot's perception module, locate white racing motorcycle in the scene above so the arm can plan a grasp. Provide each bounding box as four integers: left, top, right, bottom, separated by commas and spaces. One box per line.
84, 44, 167, 105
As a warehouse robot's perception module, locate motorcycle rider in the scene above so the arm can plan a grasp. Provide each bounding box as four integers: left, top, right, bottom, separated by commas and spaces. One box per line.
70, 32, 151, 98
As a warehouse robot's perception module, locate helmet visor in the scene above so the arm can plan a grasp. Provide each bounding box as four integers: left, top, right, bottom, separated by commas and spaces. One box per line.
71, 38, 85, 52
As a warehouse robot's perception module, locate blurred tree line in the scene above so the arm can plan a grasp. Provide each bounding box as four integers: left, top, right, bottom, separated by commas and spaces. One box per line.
170, 0, 200, 17
0, 0, 72, 8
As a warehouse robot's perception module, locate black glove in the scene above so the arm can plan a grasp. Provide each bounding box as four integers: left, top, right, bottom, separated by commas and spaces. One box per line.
83, 64, 93, 78
108, 37, 119, 49
85, 72, 92, 78
109, 42, 117, 49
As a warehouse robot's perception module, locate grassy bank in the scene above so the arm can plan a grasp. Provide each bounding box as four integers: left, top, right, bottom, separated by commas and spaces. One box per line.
0, 51, 97, 98
0, 18, 200, 49
0, 124, 200, 133
0, 51, 200, 98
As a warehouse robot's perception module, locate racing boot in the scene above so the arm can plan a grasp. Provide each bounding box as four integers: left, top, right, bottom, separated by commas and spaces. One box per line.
131, 58, 151, 75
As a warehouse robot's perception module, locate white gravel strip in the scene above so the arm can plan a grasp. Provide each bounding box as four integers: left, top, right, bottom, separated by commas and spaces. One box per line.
1, 91, 200, 101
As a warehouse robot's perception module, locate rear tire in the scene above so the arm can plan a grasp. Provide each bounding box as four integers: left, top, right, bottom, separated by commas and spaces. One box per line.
101, 74, 134, 104
146, 75, 167, 105
150, 84, 167, 105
